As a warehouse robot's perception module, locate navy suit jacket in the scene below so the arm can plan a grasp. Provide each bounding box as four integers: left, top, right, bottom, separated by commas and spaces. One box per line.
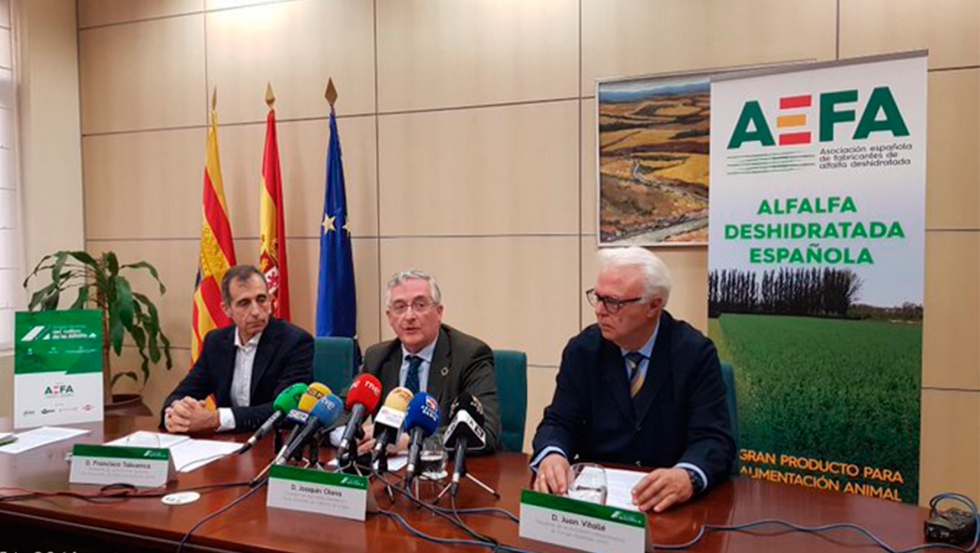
161, 319, 314, 432
532, 312, 735, 489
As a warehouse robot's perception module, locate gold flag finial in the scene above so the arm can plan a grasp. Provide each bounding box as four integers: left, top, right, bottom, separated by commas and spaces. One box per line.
211, 87, 217, 111
265, 82, 275, 109
324, 78, 338, 108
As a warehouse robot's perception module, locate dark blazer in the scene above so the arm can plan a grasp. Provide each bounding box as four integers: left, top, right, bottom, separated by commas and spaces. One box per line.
532, 311, 735, 489
361, 324, 501, 454
161, 318, 314, 433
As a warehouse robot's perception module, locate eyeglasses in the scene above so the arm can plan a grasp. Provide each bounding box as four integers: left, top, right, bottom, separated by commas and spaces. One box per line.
586, 289, 643, 314
388, 298, 438, 316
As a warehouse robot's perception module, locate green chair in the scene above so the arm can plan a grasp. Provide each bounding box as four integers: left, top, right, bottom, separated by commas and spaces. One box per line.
493, 350, 528, 453
313, 337, 356, 394
720, 362, 740, 475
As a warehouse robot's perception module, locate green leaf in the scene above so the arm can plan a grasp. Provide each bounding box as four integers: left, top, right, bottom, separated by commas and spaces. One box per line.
69, 286, 90, 310
28, 283, 57, 311
108, 303, 124, 355
122, 261, 167, 295
133, 292, 163, 363
129, 326, 151, 384
160, 332, 173, 369
68, 251, 98, 267
41, 287, 60, 311
105, 252, 119, 277
115, 276, 135, 330
50, 253, 68, 286
111, 371, 139, 386
23, 253, 57, 287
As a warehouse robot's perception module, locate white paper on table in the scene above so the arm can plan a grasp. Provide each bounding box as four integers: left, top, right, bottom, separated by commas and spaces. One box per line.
601, 467, 647, 511
0, 426, 90, 454
107, 430, 189, 449
106, 431, 243, 473
326, 452, 409, 473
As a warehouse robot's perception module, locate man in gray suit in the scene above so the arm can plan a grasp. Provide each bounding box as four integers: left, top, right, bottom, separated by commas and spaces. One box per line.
355, 269, 501, 455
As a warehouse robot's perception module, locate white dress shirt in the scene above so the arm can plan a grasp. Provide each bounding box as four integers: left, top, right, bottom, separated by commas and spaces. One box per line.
217, 330, 262, 432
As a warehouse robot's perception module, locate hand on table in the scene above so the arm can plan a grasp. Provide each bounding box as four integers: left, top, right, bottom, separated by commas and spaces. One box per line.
631, 467, 694, 513
533, 453, 571, 495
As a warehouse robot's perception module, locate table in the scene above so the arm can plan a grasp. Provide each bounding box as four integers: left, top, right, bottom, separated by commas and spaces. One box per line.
0, 417, 934, 553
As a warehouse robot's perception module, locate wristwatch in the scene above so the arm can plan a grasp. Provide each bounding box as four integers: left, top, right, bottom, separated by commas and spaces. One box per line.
683, 468, 705, 495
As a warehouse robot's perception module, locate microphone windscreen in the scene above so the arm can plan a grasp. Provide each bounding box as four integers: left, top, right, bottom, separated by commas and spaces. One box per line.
403, 393, 440, 436
345, 374, 382, 413
310, 394, 344, 426
382, 387, 414, 412
449, 392, 486, 428
273, 383, 309, 414
298, 382, 332, 413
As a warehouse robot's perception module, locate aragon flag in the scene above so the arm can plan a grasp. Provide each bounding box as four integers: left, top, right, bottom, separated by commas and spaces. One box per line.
191, 90, 237, 362
258, 83, 290, 320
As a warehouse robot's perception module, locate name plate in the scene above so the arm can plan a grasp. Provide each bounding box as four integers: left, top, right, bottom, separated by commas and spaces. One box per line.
69, 444, 174, 488
519, 490, 647, 553
267, 464, 369, 521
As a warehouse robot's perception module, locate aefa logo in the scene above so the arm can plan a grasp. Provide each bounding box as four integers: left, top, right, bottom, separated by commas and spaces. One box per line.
44, 384, 75, 398
728, 86, 909, 149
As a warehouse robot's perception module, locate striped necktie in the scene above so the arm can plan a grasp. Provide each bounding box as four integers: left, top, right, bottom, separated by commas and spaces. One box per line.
625, 352, 646, 398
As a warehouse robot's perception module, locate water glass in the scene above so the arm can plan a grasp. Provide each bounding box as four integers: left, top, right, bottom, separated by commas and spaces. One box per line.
419, 435, 448, 481
566, 462, 608, 505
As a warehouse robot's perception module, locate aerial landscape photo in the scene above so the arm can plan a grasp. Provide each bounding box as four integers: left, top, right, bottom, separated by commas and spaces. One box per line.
598, 78, 710, 245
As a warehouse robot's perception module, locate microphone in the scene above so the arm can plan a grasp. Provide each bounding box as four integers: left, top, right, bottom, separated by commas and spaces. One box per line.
443, 392, 487, 496
337, 374, 383, 462
371, 387, 414, 467
275, 394, 344, 464
403, 393, 441, 485
278, 382, 331, 459
239, 383, 308, 454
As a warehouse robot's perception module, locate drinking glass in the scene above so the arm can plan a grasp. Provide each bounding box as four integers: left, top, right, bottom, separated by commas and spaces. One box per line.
566, 462, 608, 505
419, 434, 448, 481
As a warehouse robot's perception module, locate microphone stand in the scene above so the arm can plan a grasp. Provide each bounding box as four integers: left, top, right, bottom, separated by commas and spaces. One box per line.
435, 441, 499, 503
434, 472, 500, 503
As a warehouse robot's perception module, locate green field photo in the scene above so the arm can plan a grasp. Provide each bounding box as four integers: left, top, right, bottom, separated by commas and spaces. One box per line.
710, 314, 921, 503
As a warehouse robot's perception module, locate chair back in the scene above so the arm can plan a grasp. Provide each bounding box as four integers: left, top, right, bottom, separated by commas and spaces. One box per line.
492, 350, 528, 453
720, 362, 740, 475
313, 336, 356, 394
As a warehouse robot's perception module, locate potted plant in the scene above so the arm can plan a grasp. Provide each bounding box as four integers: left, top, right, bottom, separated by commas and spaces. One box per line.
23, 250, 173, 406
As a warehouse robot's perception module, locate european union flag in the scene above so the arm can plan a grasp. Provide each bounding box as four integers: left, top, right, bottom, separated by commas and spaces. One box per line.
316, 108, 359, 360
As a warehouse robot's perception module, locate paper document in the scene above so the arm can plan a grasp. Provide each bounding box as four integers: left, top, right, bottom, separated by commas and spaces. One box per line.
107, 431, 243, 473
602, 467, 647, 511
0, 426, 90, 455
326, 453, 408, 473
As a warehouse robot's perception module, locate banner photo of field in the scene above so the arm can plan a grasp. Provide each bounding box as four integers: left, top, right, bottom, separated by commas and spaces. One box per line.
597, 76, 710, 245
707, 52, 927, 503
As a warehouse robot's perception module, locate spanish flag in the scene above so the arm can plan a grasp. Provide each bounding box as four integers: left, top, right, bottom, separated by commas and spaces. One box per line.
258, 83, 290, 320
192, 90, 237, 362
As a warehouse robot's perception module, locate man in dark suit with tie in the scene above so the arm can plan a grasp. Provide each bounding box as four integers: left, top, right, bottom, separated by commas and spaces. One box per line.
353, 269, 501, 455
162, 265, 313, 434
531, 247, 735, 513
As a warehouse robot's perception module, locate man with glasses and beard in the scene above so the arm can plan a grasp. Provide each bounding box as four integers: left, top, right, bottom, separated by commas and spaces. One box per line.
351, 269, 501, 455
531, 247, 735, 513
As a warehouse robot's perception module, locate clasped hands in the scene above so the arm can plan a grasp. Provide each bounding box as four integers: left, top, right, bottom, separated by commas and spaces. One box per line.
164, 397, 220, 434
533, 453, 694, 512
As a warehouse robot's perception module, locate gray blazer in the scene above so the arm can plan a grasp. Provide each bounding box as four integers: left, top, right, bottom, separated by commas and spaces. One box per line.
361, 324, 501, 454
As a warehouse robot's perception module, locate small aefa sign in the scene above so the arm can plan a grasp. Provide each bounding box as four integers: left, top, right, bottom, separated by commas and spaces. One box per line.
69, 444, 174, 488
267, 464, 369, 521
519, 489, 647, 553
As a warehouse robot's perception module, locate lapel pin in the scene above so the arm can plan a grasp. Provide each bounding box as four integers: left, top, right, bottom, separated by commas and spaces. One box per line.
440, 366, 450, 377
